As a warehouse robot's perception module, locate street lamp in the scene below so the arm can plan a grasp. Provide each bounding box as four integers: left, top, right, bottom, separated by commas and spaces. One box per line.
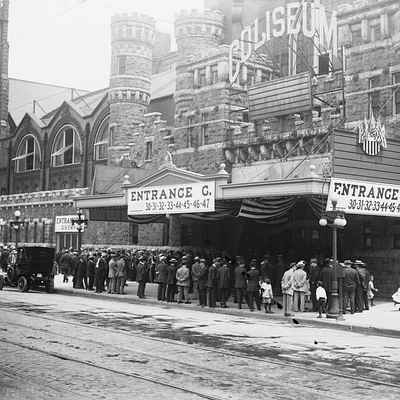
11, 210, 25, 249
71, 208, 88, 255
319, 192, 346, 321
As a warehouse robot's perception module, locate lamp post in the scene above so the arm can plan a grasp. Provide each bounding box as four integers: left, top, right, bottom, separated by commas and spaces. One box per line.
319, 192, 346, 321
71, 208, 88, 255
11, 210, 25, 249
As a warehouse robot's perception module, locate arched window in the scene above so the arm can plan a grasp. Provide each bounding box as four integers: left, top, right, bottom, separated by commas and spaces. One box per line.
13, 135, 40, 172
61, 181, 70, 189
51, 125, 82, 167
94, 117, 109, 160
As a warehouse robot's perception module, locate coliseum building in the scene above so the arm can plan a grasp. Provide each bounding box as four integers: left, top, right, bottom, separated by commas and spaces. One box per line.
1, 0, 400, 297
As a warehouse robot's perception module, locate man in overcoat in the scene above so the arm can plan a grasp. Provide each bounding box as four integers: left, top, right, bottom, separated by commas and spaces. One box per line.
343, 260, 359, 314
136, 256, 148, 299
234, 262, 249, 309
281, 262, 296, 316
308, 257, 321, 312
206, 259, 218, 308
155, 255, 168, 301
246, 263, 261, 311
217, 260, 230, 308
94, 252, 107, 293
197, 259, 208, 307
166, 258, 177, 303
176, 259, 191, 303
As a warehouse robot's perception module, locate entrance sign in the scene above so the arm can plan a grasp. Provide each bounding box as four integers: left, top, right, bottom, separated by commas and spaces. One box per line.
127, 182, 215, 215
229, 0, 338, 83
329, 178, 400, 217
55, 215, 86, 232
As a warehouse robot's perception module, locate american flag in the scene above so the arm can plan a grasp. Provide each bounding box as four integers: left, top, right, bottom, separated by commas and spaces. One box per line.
358, 116, 387, 156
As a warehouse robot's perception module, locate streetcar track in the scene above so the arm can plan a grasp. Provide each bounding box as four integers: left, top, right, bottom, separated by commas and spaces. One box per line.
0, 337, 231, 400
1, 306, 400, 391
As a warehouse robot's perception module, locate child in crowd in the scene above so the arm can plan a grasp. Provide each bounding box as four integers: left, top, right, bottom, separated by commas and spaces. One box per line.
316, 280, 327, 318
367, 275, 378, 307
261, 277, 274, 313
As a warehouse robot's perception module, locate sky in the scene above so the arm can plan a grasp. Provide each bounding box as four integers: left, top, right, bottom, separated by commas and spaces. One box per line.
8, 0, 204, 91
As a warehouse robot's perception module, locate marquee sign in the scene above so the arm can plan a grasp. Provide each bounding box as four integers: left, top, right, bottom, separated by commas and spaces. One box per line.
229, 0, 338, 83
55, 215, 86, 233
329, 178, 400, 217
127, 182, 215, 215
358, 116, 387, 156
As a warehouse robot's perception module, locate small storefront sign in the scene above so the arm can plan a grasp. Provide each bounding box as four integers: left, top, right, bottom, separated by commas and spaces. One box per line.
329, 178, 400, 217
55, 215, 85, 232
127, 182, 215, 215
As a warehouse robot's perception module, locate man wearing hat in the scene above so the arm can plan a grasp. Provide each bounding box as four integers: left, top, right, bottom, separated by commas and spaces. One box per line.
354, 260, 368, 312
191, 256, 201, 301
272, 254, 288, 296
166, 258, 178, 303
292, 261, 307, 312
321, 258, 334, 306
155, 255, 168, 301
94, 252, 107, 293
108, 252, 118, 294
136, 256, 148, 299
343, 260, 359, 314
309, 257, 322, 312
206, 259, 219, 308
59, 249, 72, 283
281, 262, 296, 316
197, 259, 208, 307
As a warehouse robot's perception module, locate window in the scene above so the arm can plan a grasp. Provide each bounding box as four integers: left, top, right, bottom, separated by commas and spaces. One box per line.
145, 141, 152, 160
51, 126, 82, 167
187, 116, 197, 148
118, 56, 127, 75
393, 221, 400, 248
393, 73, 400, 115
369, 77, 381, 119
363, 222, 372, 248
94, 117, 109, 160
319, 53, 330, 75
201, 114, 209, 145
13, 135, 40, 172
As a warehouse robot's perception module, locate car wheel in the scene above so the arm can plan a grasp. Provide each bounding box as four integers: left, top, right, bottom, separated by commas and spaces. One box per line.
18, 276, 29, 292
45, 278, 54, 294
0, 275, 4, 290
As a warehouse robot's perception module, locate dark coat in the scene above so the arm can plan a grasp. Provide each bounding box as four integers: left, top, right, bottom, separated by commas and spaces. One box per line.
166, 264, 177, 285
155, 262, 167, 283
234, 265, 247, 289
217, 265, 230, 289
343, 266, 360, 291
321, 266, 334, 293
95, 257, 106, 276
246, 268, 260, 291
136, 262, 148, 282
59, 253, 72, 272
197, 264, 208, 290
206, 264, 218, 288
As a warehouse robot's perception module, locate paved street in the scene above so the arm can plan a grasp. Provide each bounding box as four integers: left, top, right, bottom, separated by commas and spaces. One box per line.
0, 285, 400, 399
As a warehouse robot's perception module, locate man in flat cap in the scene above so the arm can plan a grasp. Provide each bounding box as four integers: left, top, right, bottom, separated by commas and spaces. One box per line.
343, 260, 359, 314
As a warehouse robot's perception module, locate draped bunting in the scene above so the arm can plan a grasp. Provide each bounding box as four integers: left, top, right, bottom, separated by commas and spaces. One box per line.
305, 195, 328, 219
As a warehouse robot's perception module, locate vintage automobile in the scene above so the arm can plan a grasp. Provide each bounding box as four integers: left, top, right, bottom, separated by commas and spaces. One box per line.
0, 246, 56, 293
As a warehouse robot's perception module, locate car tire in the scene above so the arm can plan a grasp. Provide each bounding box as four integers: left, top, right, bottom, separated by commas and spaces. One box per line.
0, 275, 4, 290
45, 278, 54, 294
18, 276, 29, 293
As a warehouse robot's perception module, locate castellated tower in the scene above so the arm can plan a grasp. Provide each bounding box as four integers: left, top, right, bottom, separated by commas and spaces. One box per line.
108, 13, 155, 165
0, 0, 9, 139
174, 9, 224, 114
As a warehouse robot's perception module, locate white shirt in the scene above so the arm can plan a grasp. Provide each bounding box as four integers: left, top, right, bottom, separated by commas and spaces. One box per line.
316, 286, 327, 300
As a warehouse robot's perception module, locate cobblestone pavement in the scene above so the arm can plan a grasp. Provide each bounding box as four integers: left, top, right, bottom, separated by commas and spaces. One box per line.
0, 290, 399, 400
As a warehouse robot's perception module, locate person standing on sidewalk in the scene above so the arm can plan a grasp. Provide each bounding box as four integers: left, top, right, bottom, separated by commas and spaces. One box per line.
367, 274, 378, 307
176, 259, 191, 304
136, 256, 148, 299
206, 259, 218, 308
343, 260, 359, 314
282, 262, 296, 316
86, 254, 95, 291
108, 252, 118, 294
191, 256, 201, 301
308, 257, 321, 312
116, 252, 127, 295
292, 261, 307, 312
166, 258, 177, 303
217, 260, 230, 308
197, 259, 208, 307
155, 255, 168, 301
59, 249, 72, 283
247, 263, 261, 312
234, 262, 249, 309
94, 252, 107, 293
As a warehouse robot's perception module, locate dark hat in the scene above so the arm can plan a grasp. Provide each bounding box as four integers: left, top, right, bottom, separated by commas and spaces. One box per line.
310, 258, 318, 263
200, 258, 206, 263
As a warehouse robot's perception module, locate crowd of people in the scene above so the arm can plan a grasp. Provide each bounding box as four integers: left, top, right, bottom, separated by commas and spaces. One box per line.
2, 244, 391, 315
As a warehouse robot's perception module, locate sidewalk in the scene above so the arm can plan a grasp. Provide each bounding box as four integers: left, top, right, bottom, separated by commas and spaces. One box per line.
53, 275, 400, 338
